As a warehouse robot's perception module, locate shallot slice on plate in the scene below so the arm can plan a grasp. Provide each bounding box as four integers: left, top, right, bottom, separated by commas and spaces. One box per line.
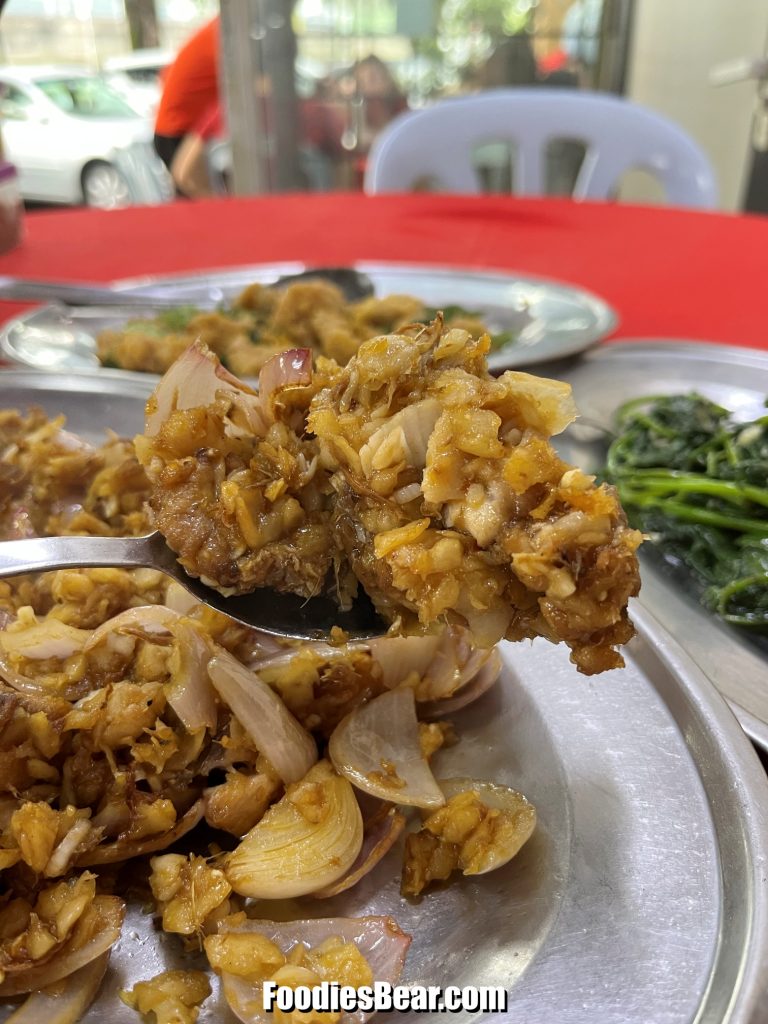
208, 649, 317, 786
313, 803, 406, 899
329, 688, 445, 810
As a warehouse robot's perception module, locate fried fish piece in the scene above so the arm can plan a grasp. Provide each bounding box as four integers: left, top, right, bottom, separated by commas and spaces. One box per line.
308, 318, 641, 671
138, 320, 641, 673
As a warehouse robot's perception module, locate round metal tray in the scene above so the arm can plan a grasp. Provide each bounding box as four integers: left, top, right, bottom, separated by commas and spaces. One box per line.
1, 370, 767, 1023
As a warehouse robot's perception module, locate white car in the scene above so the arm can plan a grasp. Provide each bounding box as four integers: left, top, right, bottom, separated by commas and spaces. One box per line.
0, 65, 172, 208
103, 49, 173, 118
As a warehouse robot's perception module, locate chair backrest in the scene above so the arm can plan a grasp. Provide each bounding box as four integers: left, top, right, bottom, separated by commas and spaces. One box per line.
364, 89, 717, 209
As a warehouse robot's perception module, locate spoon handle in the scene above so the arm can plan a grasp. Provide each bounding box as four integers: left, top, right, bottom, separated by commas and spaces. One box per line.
0, 268, 373, 307
0, 534, 159, 577
0, 278, 183, 309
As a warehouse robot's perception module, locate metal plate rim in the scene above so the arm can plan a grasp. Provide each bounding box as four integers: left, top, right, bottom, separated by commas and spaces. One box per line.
629, 602, 768, 1024
576, 336, 768, 372
0, 366, 158, 398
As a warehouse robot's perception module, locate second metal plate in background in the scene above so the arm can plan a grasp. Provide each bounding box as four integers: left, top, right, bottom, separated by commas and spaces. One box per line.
0, 262, 617, 374
554, 340, 768, 750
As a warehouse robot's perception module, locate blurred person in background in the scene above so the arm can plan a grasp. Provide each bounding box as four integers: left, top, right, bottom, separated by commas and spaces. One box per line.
170, 101, 224, 198
170, 87, 346, 198
331, 55, 408, 186
153, 17, 219, 178
472, 32, 581, 195
353, 55, 408, 142
477, 32, 578, 91
479, 34, 538, 89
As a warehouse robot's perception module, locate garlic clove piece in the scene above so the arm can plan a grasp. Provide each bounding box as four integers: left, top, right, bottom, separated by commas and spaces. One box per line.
210, 915, 411, 1024
438, 777, 537, 875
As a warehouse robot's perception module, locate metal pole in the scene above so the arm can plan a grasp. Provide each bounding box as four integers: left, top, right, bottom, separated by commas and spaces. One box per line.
262, 0, 302, 191
219, 0, 302, 195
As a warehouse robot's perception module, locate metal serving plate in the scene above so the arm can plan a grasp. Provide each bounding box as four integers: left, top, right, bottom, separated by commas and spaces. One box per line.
0, 262, 617, 374
554, 341, 768, 752
2, 370, 767, 1023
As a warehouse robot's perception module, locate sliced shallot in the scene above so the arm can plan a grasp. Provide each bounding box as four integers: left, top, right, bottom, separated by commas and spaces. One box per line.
246, 639, 373, 678
415, 626, 490, 701
313, 803, 406, 899
5, 951, 110, 1024
82, 605, 182, 653
0, 645, 49, 696
418, 648, 502, 718
367, 626, 494, 703
166, 621, 217, 732
257, 347, 312, 424
144, 339, 262, 437
0, 896, 124, 997
329, 688, 445, 809
0, 618, 90, 661
76, 799, 204, 867
366, 634, 441, 690
439, 777, 536, 874
208, 650, 317, 785
225, 760, 362, 899
359, 397, 442, 477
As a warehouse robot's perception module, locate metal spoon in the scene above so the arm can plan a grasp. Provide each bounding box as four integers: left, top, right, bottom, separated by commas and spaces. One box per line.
0, 267, 375, 308
0, 532, 385, 641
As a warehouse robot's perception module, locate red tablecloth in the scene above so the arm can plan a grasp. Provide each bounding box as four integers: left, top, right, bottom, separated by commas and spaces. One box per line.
1, 193, 766, 349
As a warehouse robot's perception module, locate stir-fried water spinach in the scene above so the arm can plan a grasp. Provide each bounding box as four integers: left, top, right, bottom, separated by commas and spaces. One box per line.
605, 393, 768, 631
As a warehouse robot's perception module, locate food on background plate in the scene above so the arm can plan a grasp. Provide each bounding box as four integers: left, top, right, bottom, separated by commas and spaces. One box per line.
605, 393, 768, 633
0, 312, 640, 1022
96, 279, 493, 376
137, 317, 641, 673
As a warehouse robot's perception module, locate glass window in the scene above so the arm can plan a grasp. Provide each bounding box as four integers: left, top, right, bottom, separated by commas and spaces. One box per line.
125, 67, 164, 83
0, 84, 34, 121
35, 77, 137, 118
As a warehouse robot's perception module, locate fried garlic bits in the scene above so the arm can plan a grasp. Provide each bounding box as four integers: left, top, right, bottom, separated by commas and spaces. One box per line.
139, 319, 640, 673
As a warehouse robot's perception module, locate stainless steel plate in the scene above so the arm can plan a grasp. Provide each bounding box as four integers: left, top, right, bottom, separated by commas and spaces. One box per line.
0, 262, 617, 374
2, 370, 768, 1023
554, 341, 768, 751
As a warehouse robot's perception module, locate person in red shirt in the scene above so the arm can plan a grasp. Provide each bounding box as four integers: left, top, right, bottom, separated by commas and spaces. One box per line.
170, 102, 224, 198
154, 17, 219, 174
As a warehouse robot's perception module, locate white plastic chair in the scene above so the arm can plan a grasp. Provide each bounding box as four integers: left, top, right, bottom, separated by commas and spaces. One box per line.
364, 89, 718, 208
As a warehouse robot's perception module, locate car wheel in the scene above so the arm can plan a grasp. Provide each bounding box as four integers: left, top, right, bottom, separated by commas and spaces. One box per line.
81, 161, 132, 209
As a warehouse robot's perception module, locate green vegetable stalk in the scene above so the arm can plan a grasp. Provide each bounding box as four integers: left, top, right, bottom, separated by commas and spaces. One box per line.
604, 393, 768, 631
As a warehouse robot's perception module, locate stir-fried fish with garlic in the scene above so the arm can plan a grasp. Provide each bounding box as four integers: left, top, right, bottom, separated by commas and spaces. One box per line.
137, 318, 641, 673
97, 279, 490, 376
0, 404, 538, 1022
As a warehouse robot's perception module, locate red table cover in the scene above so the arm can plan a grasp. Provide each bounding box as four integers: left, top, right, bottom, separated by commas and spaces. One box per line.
0, 193, 765, 350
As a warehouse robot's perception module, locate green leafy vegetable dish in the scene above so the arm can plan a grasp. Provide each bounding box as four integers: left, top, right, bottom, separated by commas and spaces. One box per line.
605, 393, 768, 632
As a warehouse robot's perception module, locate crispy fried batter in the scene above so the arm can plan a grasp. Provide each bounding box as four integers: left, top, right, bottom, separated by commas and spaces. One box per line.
138, 321, 640, 673
309, 319, 642, 669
